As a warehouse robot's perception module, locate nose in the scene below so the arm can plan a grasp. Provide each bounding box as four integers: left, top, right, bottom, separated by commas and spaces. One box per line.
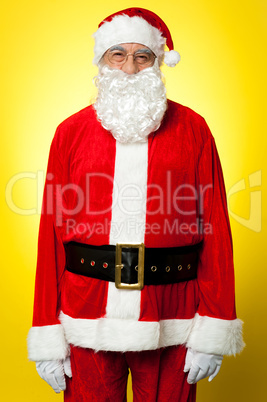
121, 55, 139, 75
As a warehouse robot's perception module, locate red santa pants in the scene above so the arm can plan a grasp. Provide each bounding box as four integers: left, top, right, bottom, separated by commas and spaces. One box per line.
64, 344, 196, 402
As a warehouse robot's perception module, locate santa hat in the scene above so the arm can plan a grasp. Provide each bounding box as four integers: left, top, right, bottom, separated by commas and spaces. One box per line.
93, 8, 181, 67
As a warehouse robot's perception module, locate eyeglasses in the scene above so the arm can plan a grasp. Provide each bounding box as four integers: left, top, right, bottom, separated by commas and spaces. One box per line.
106, 48, 156, 66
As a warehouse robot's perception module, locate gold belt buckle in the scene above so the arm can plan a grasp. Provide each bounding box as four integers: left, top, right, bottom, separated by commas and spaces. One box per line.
115, 243, 145, 290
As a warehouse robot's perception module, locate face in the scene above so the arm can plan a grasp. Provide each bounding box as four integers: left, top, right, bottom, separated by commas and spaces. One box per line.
102, 43, 156, 75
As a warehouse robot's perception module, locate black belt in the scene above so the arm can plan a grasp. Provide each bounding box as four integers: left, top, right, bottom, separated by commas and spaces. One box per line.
64, 241, 202, 290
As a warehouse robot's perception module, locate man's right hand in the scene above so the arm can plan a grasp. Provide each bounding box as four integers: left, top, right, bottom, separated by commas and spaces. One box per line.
35, 357, 72, 393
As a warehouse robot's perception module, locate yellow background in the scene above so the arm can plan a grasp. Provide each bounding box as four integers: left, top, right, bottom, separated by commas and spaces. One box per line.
0, 0, 266, 400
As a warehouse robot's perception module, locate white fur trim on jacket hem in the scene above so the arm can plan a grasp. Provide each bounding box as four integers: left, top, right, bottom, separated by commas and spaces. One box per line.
186, 313, 245, 356
59, 312, 195, 352
27, 324, 69, 361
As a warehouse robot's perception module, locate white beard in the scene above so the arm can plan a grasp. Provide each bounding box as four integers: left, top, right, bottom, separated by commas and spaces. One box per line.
93, 62, 167, 143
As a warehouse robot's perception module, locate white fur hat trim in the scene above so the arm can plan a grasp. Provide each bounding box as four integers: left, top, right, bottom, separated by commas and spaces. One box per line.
93, 15, 166, 65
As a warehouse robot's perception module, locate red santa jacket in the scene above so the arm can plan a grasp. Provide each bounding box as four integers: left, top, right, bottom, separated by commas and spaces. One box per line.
27, 100, 244, 361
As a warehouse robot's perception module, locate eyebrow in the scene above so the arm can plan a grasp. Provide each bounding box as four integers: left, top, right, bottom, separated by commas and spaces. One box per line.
135, 49, 153, 55
108, 45, 153, 54
108, 46, 126, 52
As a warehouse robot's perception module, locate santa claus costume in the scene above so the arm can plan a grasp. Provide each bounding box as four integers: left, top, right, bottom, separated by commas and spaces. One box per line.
27, 8, 244, 401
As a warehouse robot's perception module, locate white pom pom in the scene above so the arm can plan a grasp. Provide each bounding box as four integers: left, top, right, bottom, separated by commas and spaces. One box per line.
164, 50, 181, 67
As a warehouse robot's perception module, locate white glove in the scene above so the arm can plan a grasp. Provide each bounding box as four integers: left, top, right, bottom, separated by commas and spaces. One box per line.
36, 357, 72, 393
184, 348, 223, 384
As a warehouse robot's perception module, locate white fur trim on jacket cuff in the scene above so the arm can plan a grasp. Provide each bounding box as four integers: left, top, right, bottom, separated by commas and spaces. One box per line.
27, 324, 69, 361
186, 313, 245, 356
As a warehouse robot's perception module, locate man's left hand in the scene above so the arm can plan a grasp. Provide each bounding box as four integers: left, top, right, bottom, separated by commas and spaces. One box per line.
184, 348, 223, 384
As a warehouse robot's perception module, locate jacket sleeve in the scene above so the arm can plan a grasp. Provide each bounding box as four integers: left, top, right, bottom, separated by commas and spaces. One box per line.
186, 128, 245, 356
27, 128, 69, 361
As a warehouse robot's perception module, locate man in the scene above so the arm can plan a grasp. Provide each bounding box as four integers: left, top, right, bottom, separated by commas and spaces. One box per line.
27, 8, 244, 401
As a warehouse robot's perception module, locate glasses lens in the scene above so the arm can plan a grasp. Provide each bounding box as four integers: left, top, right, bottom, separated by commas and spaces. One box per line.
134, 52, 154, 65
108, 50, 127, 64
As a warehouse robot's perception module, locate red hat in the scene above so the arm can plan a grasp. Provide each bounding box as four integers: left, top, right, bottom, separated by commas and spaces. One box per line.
93, 8, 181, 67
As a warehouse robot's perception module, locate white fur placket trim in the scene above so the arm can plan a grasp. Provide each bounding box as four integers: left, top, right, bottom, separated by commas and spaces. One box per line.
105, 141, 148, 320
